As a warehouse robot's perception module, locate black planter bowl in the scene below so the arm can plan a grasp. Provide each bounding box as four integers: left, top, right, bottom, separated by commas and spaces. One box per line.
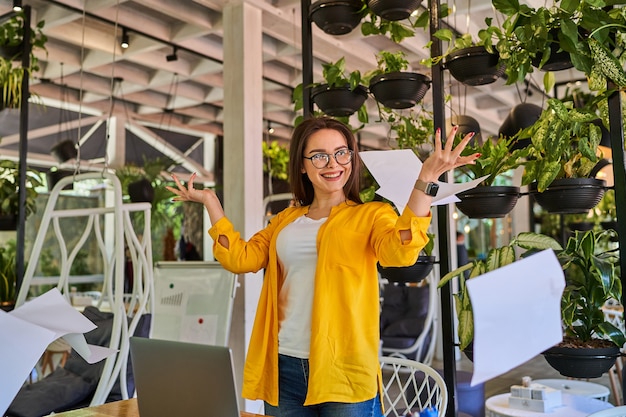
543, 345, 620, 379
310, 0, 363, 35
531, 45, 574, 72
498, 103, 542, 150
530, 178, 606, 214
455, 186, 520, 219
0, 42, 23, 60
366, 0, 422, 21
128, 178, 155, 203
51, 139, 78, 163
0, 214, 17, 231
444, 46, 505, 86
369, 72, 431, 109
377, 255, 435, 283
311, 84, 368, 117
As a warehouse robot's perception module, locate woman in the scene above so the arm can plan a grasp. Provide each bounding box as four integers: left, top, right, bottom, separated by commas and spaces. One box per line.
168, 117, 478, 417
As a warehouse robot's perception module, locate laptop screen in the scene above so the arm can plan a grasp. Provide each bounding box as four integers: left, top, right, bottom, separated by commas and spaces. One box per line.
129, 337, 240, 417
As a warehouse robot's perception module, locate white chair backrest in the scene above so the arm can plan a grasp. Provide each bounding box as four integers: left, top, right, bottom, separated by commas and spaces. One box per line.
380, 356, 448, 417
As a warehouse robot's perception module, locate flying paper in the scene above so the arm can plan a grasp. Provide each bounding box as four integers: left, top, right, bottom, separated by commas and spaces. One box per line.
359, 149, 487, 213
1, 288, 117, 416
467, 249, 565, 386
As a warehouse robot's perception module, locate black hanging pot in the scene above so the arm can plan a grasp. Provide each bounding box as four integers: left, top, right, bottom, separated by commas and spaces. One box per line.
311, 84, 368, 117
377, 255, 435, 283
444, 46, 505, 86
498, 103, 542, 150
450, 115, 482, 144
530, 178, 606, 214
543, 344, 620, 379
366, 0, 422, 21
369, 72, 431, 109
0, 42, 24, 60
455, 186, 520, 219
128, 178, 155, 203
51, 140, 78, 163
310, 0, 363, 35
0, 214, 18, 231
531, 33, 574, 72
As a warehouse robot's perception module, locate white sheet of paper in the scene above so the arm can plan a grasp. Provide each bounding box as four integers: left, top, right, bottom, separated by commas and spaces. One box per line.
467, 249, 565, 386
359, 149, 488, 213
1, 289, 117, 416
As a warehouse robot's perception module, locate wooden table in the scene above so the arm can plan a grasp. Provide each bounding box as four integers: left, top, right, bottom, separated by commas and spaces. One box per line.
49, 398, 265, 417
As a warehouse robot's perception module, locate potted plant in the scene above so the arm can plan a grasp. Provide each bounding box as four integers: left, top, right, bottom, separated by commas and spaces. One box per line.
519, 97, 607, 214
0, 11, 48, 109
366, 50, 431, 109
293, 57, 369, 125
0, 159, 43, 230
438, 33, 505, 86
0, 239, 17, 311
454, 134, 528, 218
542, 229, 625, 378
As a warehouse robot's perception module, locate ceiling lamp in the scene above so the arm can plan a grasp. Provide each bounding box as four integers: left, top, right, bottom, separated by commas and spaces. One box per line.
166, 46, 178, 62
120, 28, 129, 49
12, 0, 22, 12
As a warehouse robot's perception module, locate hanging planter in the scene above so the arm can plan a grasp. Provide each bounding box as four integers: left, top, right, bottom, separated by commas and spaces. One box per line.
543, 344, 620, 379
128, 178, 155, 203
498, 103, 542, 150
529, 178, 606, 214
377, 255, 435, 283
0, 214, 17, 231
51, 139, 78, 163
311, 83, 368, 117
444, 46, 505, 86
369, 72, 431, 109
530, 30, 574, 72
455, 186, 520, 219
310, 0, 363, 36
366, 0, 422, 21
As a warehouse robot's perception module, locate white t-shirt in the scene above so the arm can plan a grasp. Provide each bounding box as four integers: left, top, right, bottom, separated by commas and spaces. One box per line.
275, 215, 325, 358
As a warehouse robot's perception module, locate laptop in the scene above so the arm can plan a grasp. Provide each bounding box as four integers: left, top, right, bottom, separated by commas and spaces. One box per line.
129, 337, 241, 417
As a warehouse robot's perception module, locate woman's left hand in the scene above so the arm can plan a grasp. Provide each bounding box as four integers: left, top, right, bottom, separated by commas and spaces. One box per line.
418, 125, 479, 182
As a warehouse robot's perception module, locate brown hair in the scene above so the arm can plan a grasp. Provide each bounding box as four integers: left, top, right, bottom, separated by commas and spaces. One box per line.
288, 116, 363, 206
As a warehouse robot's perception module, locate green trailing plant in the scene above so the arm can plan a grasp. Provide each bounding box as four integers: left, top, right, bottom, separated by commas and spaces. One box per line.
0, 240, 17, 303
0, 159, 43, 220
292, 57, 368, 127
262, 140, 289, 181
456, 134, 528, 186
520, 97, 602, 192
0, 12, 48, 109
438, 232, 562, 350
359, 4, 432, 44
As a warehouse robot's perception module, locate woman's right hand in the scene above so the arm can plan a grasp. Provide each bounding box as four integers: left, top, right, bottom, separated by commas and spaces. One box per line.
166, 172, 215, 205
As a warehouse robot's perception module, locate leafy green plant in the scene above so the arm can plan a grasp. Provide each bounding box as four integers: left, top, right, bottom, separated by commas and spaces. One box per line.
292, 57, 368, 127
360, 4, 431, 43
478, 0, 626, 87
456, 134, 528, 186
263, 141, 289, 181
438, 232, 563, 349
559, 229, 625, 347
0, 159, 43, 219
520, 97, 602, 192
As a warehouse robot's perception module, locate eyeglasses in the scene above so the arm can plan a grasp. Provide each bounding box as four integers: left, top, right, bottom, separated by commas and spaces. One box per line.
303, 148, 353, 169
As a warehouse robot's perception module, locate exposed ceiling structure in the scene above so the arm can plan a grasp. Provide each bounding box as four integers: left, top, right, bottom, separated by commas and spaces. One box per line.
0, 0, 588, 180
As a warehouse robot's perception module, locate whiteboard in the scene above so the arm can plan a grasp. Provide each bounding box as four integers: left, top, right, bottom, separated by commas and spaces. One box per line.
152, 261, 238, 346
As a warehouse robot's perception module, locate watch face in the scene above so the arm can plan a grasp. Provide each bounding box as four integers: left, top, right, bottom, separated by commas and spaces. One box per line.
428, 183, 439, 196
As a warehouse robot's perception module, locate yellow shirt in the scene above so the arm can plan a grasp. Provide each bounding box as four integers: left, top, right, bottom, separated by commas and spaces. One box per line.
208, 200, 431, 406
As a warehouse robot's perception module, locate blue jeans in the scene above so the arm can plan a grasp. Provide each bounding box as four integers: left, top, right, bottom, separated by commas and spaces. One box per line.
264, 354, 384, 417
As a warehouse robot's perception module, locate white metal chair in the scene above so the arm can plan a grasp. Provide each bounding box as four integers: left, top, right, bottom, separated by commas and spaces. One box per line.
587, 405, 626, 417
16, 172, 154, 406
380, 356, 448, 417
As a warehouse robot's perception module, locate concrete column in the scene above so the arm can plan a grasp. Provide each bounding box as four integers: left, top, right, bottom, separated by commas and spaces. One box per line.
223, 1, 264, 413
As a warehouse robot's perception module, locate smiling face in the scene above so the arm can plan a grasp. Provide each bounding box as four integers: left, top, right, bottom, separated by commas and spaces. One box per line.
302, 128, 352, 200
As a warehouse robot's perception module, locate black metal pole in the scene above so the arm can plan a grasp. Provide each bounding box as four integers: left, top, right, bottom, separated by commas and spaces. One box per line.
606, 85, 626, 306
429, 2, 457, 416
300, 0, 313, 119
15, 5, 31, 299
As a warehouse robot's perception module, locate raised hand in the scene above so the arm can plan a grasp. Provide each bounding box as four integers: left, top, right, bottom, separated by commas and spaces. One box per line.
419, 126, 479, 182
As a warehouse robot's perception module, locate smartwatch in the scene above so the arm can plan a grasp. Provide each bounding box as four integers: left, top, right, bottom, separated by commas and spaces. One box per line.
414, 179, 439, 197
